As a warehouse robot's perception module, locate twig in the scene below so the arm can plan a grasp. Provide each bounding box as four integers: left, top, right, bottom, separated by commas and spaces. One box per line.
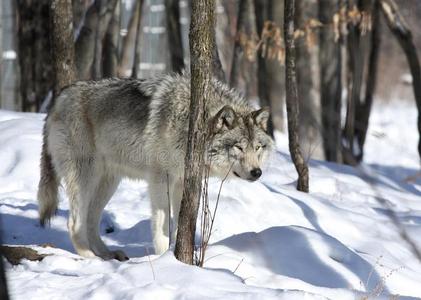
145, 247, 156, 281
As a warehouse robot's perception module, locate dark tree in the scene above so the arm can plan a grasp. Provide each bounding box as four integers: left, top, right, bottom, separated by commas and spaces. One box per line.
354, 0, 381, 162
254, 0, 274, 137
103, 1, 120, 78
295, 0, 323, 159
284, 0, 309, 192
50, 0, 76, 95
230, 0, 257, 90
92, 0, 119, 79
175, 0, 215, 264
16, 0, 53, 112
166, 0, 185, 73
319, 0, 342, 162
132, 0, 144, 78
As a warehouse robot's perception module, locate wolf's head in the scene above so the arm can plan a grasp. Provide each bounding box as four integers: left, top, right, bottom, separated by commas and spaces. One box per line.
208, 105, 274, 182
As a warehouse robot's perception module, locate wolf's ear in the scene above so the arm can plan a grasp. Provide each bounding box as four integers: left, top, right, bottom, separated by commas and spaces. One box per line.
213, 105, 237, 132
252, 107, 270, 131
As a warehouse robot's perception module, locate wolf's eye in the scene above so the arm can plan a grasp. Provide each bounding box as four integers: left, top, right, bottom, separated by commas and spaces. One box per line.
234, 145, 243, 152
255, 145, 261, 151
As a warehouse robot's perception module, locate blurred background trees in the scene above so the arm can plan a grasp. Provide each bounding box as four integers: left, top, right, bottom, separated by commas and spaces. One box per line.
0, 0, 420, 164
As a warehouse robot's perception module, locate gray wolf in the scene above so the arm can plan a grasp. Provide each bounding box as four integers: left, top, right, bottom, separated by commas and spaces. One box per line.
37, 72, 274, 260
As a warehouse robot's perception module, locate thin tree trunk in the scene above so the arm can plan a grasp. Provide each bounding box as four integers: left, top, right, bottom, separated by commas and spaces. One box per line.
175, 0, 215, 265
230, 0, 256, 89
75, 2, 99, 80
92, 0, 119, 79
254, 0, 274, 137
103, 0, 120, 78
212, 29, 226, 82
295, 0, 323, 160
355, 0, 381, 162
380, 0, 421, 160
132, 0, 144, 78
50, 0, 76, 95
319, 0, 342, 162
119, 0, 140, 77
166, 0, 184, 73
266, 0, 285, 132
284, 0, 309, 193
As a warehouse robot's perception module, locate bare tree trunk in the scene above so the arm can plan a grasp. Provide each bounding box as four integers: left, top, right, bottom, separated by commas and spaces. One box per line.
284, 0, 309, 193
75, 2, 99, 80
119, 0, 140, 77
319, 0, 342, 162
295, 0, 323, 160
103, 1, 120, 78
380, 0, 421, 160
166, 0, 184, 73
254, 0, 274, 137
17, 0, 53, 112
266, 0, 285, 132
212, 28, 226, 82
229, 0, 256, 90
175, 0, 215, 265
354, 0, 381, 162
132, 0, 144, 78
92, 0, 119, 79
50, 0, 76, 95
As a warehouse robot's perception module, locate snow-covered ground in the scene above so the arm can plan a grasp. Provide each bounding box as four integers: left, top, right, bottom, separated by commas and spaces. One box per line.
1, 100, 420, 299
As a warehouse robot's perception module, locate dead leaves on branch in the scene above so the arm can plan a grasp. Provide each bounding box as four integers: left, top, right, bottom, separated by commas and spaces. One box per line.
237, 5, 373, 65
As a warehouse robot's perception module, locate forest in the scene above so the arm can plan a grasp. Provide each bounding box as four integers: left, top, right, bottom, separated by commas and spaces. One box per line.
0, 0, 421, 299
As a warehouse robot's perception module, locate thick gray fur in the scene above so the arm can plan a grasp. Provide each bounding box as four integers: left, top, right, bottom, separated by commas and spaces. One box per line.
37, 72, 274, 260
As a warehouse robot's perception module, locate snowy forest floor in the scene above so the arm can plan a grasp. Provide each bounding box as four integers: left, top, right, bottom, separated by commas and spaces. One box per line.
0, 100, 420, 300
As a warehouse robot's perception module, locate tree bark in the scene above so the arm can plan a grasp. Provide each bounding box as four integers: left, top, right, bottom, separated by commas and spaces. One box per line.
50, 0, 77, 95
103, 0, 120, 78
295, 0, 323, 160
284, 0, 309, 192
119, 0, 141, 77
230, 0, 256, 90
319, 0, 342, 162
75, 2, 99, 80
132, 0, 144, 78
17, 0, 53, 112
380, 0, 421, 160
92, 0, 119, 79
254, 0, 274, 137
175, 0, 215, 265
354, 0, 381, 162
166, 0, 184, 73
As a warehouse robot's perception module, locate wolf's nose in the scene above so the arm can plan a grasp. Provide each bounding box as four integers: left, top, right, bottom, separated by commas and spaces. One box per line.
250, 168, 262, 179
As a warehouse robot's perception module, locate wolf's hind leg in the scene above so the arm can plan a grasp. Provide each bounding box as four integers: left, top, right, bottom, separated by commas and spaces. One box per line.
65, 158, 98, 258
87, 173, 127, 261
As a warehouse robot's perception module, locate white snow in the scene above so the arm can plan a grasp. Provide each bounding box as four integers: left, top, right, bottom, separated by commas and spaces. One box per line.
1, 100, 420, 300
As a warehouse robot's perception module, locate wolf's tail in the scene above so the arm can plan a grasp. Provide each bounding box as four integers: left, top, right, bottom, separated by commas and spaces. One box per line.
37, 120, 59, 226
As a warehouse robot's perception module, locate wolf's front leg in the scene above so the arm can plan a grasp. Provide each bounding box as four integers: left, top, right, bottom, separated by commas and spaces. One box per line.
148, 173, 171, 255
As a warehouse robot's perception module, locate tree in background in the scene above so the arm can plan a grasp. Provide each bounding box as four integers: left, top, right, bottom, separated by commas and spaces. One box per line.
166, 0, 184, 73
50, 0, 76, 95
16, 0, 53, 112
284, 0, 309, 192
319, 0, 342, 162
